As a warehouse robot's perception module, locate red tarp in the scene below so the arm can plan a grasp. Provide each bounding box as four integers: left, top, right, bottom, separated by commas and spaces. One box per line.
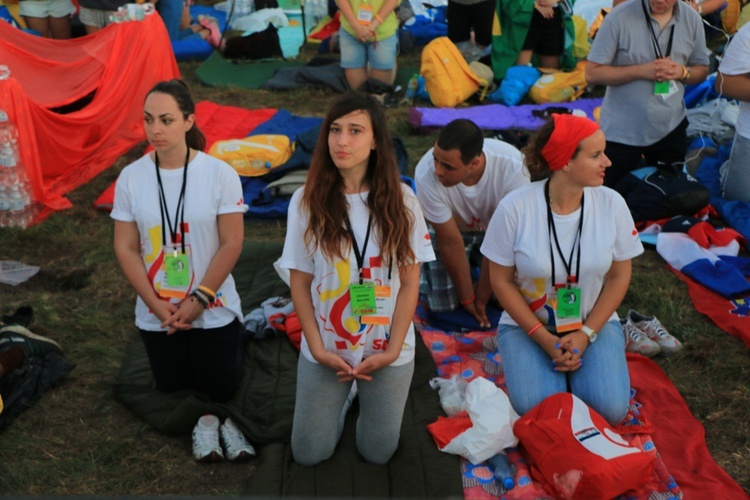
628, 353, 749, 499
0, 14, 180, 220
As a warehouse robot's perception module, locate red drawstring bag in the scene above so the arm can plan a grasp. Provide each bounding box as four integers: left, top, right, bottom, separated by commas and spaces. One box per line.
514, 393, 654, 499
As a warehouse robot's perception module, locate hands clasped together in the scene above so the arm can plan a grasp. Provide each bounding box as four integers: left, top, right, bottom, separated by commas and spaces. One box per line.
154, 296, 205, 335
648, 57, 685, 82
352, 22, 378, 43
314, 348, 399, 382
539, 329, 589, 372
533, 0, 556, 19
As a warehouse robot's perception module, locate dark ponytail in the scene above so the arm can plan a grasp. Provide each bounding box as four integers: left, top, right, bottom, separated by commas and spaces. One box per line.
146, 79, 206, 151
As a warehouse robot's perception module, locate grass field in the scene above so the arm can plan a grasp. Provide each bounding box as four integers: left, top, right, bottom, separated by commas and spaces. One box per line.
0, 45, 748, 496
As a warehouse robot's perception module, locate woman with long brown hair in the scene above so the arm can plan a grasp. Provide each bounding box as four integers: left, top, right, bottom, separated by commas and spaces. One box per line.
278, 92, 435, 466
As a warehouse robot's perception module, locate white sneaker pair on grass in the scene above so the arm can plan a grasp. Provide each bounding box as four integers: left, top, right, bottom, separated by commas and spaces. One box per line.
192, 415, 256, 462
622, 309, 683, 357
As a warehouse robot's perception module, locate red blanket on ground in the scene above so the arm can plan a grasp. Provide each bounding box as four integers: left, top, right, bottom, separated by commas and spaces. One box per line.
0, 14, 179, 221
419, 326, 746, 499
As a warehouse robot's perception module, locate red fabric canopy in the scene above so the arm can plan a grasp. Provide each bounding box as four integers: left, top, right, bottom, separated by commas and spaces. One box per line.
0, 14, 180, 220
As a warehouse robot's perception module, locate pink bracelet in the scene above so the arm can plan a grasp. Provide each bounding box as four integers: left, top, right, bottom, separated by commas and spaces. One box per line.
527, 322, 544, 336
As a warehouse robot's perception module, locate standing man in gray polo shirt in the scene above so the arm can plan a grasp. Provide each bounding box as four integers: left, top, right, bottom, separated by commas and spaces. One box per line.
586, 0, 709, 188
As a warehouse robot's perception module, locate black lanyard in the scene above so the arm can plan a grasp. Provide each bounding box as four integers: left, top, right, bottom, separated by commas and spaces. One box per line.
344, 213, 372, 284
154, 148, 189, 254
545, 179, 583, 287
642, 0, 675, 59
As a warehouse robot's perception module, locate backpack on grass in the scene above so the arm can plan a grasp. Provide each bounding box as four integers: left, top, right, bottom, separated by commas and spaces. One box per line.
420, 37, 486, 108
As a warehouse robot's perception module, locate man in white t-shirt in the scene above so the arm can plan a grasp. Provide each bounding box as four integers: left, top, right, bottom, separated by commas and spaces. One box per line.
414, 119, 528, 327
717, 22, 750, 202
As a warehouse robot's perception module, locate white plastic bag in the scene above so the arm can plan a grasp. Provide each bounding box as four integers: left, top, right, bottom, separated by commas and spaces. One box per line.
440, 377, 520, 464
429, 375, 468, 416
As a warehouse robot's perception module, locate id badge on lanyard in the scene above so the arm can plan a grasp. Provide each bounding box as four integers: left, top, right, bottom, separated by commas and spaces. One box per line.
545, 179, 584, 334
160, 245, 192, 299
357, 2, 373, 25
552, 284, 582, 333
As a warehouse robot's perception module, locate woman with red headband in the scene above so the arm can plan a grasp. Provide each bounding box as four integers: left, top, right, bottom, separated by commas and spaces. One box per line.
480, 114, 643, 425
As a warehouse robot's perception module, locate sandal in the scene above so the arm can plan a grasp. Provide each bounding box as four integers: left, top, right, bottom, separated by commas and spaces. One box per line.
197, 14, 222, 49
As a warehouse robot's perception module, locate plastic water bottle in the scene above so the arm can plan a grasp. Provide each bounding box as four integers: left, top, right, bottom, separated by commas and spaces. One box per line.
0, 186, 9, 227
0, 142, 18, 187
488, 452, 515, 490
7, 185, 24, 227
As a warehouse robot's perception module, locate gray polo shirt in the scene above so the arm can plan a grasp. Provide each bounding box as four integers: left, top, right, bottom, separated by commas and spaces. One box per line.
587, 0, 708, 146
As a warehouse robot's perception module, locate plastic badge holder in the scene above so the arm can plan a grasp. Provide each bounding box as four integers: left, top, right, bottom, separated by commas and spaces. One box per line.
0, 261, 40, 286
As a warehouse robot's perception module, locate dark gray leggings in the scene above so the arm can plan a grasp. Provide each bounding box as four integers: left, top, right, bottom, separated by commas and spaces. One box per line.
291, 354, 415, 466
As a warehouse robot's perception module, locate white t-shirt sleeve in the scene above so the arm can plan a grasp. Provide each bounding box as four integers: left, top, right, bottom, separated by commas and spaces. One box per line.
480, 198, 518, 267
278, 188, 315, 274
110, 167, 135, 222
415, 151, 453, 224
405, 187, 437, 264
216, 163, 248, 215
612, 192, 645, 261
719, 24, 750, 76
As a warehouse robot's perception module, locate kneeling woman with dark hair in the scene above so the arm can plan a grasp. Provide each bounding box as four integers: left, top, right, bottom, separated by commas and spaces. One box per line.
112, 79, 254, 463
481, 114, 644, 426
278, 92, 435, 466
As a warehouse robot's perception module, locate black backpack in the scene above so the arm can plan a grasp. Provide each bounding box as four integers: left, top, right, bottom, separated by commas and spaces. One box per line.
614, 164, 710, 223
222, 24, 284, 60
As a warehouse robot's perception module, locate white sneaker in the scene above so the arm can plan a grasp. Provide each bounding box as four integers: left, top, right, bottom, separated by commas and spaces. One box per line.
220, 418, 256, 461
622, 319, 661, 357
192, 414, 224, 462
627, 310, 683, 356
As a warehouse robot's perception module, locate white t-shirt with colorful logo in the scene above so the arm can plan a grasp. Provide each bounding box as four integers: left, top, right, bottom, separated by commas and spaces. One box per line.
278, 185, 436, 367
481, 181, 644, 328
111, 152, 247, 331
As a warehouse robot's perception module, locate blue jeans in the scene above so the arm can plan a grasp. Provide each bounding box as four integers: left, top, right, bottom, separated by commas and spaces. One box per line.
497, 320, 630, 425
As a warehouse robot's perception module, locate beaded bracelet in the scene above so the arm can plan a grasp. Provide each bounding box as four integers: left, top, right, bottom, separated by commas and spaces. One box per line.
190, 291, 208, 309
527, 322, 544, 336
194, 289, 212, 306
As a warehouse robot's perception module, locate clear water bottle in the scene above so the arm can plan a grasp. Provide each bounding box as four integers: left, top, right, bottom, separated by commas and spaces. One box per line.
488, 452, 515, 490
0, 110, 19, 159
8, 185, 24, 228
0, 142, 18, 187
0, 186, 9, 227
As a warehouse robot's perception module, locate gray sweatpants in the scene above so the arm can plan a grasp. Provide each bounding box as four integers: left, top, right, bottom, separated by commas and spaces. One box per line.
291, 354, 415, 466
721, 132, 750, 202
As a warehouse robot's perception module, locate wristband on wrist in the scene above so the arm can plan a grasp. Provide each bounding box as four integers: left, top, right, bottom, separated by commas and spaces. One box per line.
460, 295, 475, 306
681, 65, 690, 82
197, 285, 216, 301
527, 322, 544, 336
189, 291, 208, 308
375, 13, 383, 22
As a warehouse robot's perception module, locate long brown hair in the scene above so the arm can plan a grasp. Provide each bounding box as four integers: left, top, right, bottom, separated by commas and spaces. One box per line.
302, 93, 415, 268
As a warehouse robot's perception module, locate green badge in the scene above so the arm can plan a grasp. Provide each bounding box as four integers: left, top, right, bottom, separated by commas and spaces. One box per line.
350, 282, 376, 316
165, 253, 190, 287
556, 286, 581, 319
654, 80, 670, 95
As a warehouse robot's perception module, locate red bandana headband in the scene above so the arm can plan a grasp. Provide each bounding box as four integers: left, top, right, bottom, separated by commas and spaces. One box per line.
540, 114, 600, 171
